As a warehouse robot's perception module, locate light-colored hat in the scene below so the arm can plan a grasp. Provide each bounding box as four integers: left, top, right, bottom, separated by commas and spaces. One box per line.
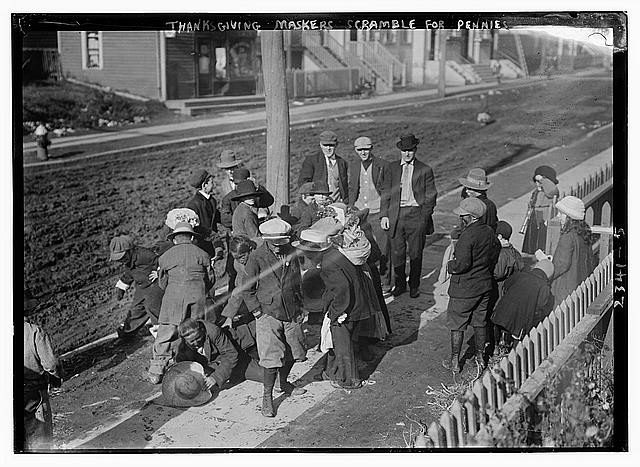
459, 168, 491, 191
292, 229, 332, 252
310, 217, 343, 237
218, 149, 243, 169
109, 235, 133, 261
354, 136, 373, 149
555, 196, 585, 220
319, 130, 338, 145
161, 362, 212, 408
259, 218, 292, 240
453, 198, 486, 218
167, 222, 199, 240
328, 202, 347, 226
534, 259, 555, 279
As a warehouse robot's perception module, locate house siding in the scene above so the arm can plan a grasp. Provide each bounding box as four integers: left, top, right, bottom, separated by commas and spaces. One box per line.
59, 31, 161, 100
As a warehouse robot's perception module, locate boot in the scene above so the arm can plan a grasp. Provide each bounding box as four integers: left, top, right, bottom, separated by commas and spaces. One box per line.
392, 266, 407, 296
474, 326, 487, 370
442, 331, 464, 374
147, 358, 167, 384
261, 367, 278, 417
276, 361, 306, 396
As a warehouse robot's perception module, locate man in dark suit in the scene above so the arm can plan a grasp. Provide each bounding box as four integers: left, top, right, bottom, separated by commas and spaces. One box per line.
243, 219, 307, 417
186, 169, 224, 261
348, 136, 389, 276
297, 130, 349, 204
442, 198, 501, 375
380, 134, 438, 298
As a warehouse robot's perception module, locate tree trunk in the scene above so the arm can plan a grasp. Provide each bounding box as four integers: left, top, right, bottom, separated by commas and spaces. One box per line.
260, 31, 291, 212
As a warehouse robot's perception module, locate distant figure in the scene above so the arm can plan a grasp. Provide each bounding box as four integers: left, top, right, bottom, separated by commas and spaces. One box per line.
298, 130, 349, 204
459, 168, 498, 231
34, 123, 51, 161
23, 290, 63, 451
217, 149, 245, 197
186, 169, 225, 262
550, 196, 597, 305
522, 165, 560, 254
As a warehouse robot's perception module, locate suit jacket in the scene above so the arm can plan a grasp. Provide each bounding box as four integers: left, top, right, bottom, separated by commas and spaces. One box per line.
447, 221, 501, 298
347, 156, 387, 207
298, 152, 349, 204
175, 320, 239, 387
243, 243, 303, 322
232, 202, 260, 239
119, 246, 159, 290
380, 159, 438, 236
187, 191, 222, 256
221, 184, 274, 229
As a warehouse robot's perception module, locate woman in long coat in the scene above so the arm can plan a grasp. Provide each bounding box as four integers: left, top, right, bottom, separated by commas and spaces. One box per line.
550, 196, 597, 305
522, 165, 560, 254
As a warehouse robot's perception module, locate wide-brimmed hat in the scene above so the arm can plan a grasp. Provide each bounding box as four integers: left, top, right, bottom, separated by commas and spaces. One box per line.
167, 222, 199, 240
189, 169, 212, 188
161, 362, 212, 408
354, 136, 373, 149
292, 229, 332, 252
319, 130, 338, 145
218, 149, 243, 169
555, 196, 585, 220
533, 165, 559, 185
259, 218, 292, 240
453, 198, 486, 218
396, 134, 420, 151
231, 180, 259, 201
459, 168, 491, 191
232, 168, 251, 183
299, 181, 330, 195
109, 235, 134, 261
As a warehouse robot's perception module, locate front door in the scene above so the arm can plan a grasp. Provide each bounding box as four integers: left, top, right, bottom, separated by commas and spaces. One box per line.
196, 37, 213, 96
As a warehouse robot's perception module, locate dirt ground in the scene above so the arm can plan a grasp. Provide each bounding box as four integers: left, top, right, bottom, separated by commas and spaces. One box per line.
23, 74, 612, 356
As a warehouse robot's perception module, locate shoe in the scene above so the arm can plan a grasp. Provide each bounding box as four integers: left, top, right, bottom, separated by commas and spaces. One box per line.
410, 288, 420, 298
261, 394, 275, 417
116, 325, 136, 341
147, 371, 163, 385
148, 325, 158, 339
330, 380, 362, 390
391, 286, 406, 297
277, 381, 307, 396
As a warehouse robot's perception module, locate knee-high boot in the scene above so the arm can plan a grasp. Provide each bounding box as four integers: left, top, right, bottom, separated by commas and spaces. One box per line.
474, 326, 487, 369
262, 367, 278, 417
277, 360, 306, 396
442, 330, 464, 374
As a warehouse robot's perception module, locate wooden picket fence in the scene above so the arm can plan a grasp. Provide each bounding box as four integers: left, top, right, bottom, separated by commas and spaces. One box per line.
426, 252, 614, 447
562, 163, 613, 200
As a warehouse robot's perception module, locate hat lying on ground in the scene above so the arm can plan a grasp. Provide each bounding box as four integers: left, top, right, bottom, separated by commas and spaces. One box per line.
299, 181, 330, 195
396, 134, 420, 151
189, 169, 212, 188
495, 220, 513, 240
459, 168, 491, 191
555, 195, 585, 221
354, 136, 373, 149
232, 168, 251, 183
162, 361, 212, 408
231, 180, 259, 201
259, 218, 292, 240
534, 259, 555, 279
167, 222, 199, 240
218, 149, 243, 169
319, 130, 338, 145
292, 229, 332, 252
533, 165, 559, 185
110, 235, 134, 261
453, 197, 486, 219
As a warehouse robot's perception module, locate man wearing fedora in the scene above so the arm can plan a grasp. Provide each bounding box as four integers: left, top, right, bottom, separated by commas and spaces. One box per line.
186, 169, 225, 263
443, 198, 500, 375
217, 149, 245, 197
23, 290, 63, 451
243, 218, 307, 417
290, 181, 331, 235
348, 136, 390, 277
231, 180, 262, 240
380, 133, 438, 298
458, 168, 498, 231
109, 235, 163, 340
149, 222, 214, 384
298, 130, 349, 204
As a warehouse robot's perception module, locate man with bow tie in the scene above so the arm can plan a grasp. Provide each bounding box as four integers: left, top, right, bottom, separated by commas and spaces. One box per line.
380, 134, 438, 299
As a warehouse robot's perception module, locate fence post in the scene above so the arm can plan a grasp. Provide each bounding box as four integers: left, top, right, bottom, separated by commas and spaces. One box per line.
473, 379, 488, 414
483, 372, 498, 410
537, 321, 548, 361
428, 421, 446, 447
450, 399, 467, 445
440, 412, 459, 447
493, 368, 507, 409
508, 349, 521, 389
515, 341, 529, 381
464, 390, 480, 437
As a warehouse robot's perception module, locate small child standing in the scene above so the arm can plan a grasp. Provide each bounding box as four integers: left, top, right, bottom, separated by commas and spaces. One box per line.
34, 123, 51, 161
148, 222, 213, 384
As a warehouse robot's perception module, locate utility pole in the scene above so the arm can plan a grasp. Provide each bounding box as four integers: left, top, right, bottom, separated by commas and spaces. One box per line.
260, 31, 291, 211
438, 29, 448, 98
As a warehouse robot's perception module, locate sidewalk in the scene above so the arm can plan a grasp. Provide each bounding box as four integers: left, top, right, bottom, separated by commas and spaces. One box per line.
23, 78, 545, 168
58, 126, 613, 450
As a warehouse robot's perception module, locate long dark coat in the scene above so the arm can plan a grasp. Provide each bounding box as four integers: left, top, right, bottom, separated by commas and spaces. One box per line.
347, 156, 387, 207
551, 229, 596, 305
297, 152, 349, 204
187, 191, 222, 257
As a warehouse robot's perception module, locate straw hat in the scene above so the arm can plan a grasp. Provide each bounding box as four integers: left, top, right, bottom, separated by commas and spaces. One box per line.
459, 168, 491, 191
167, 222, 199, 240
161, 362, 212, 408
292, 229, 332, 252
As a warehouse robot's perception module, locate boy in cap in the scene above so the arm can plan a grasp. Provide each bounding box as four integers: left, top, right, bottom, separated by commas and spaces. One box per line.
218, 149, 245, 197
380, 133, 438, 298
243, 218, 307, 417
290, 181, 331, 235
442, 198, 500, 375
491, 259, 555, 349
23, 290, 63, 451
148, 223, 214, 384
493, 220, 524, 298
348, 136, 390, 277
298, 130, 349, 204
109, 235, 164, 340
458, 168, 498, 231
186, 169, 225, 263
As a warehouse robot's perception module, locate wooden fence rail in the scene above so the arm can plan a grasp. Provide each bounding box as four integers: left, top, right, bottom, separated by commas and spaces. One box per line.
426, 253, 613, 447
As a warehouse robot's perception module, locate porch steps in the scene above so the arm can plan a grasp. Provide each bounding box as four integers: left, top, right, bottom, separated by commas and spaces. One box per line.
469, 63, 499, 84
166, 95, 265, 116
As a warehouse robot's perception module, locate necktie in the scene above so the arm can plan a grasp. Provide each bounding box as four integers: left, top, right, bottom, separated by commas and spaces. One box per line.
401, 163, 411, 203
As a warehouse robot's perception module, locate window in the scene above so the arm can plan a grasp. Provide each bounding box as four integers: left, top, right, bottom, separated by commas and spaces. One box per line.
81, 31, 103, 69
387, 30, 397, 44
401, 30, 413, 45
